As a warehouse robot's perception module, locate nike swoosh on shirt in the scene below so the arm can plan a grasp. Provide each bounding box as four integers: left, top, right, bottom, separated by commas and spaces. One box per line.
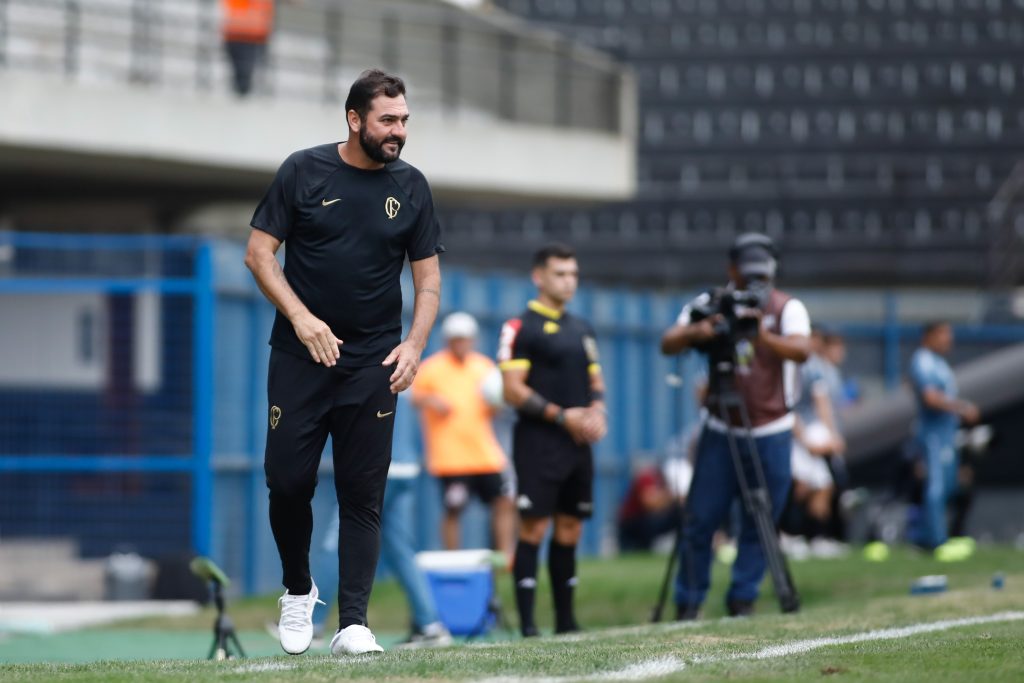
321, 198, 342, 206
376, 410, 394, 419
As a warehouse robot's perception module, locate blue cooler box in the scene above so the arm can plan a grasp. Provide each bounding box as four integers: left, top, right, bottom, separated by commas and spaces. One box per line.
417, 550, 497, 636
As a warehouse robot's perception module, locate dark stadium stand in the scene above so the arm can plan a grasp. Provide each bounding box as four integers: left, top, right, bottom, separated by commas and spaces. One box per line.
442, 0, 1024, 287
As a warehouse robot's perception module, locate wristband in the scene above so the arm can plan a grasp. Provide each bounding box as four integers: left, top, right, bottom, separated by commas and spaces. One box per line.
520, 392, 550, 419
553, 409, 566, 426
590, 389, 605, 401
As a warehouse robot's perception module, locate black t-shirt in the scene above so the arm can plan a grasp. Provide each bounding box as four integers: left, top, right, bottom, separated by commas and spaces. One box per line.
251, 143, 444, 367
497, 300, 600, 426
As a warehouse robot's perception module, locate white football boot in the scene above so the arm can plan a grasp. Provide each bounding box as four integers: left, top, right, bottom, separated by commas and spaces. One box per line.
330, 624, 385, 655
277, 580, 324, 655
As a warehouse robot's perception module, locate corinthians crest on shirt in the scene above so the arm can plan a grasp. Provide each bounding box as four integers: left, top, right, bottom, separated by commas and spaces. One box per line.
385, 196, 400, 219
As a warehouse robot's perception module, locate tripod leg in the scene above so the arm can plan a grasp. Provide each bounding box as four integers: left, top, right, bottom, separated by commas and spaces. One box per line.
207, 636, 219, 661
651, 505, 684, 623
228, 629, 247, 658
720, 394, 800, 613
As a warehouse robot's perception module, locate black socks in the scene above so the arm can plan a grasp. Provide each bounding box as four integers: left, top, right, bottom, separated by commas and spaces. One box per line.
513, 539, 581, 635
513, 540, 539, 636
548, 541, 579, 633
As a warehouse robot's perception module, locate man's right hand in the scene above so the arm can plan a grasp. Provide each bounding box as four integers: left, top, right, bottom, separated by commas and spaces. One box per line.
690, 316, 722, 344
960, 402, 981, 426
563, 407, 607, 445
291, 311, 343, 367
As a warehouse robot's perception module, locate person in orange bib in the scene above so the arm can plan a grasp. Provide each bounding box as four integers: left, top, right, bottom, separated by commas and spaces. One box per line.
221, 0, 274, 96
412, 312, 515, 562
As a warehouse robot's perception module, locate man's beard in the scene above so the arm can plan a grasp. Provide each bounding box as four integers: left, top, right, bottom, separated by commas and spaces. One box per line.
359, 124, 404, 164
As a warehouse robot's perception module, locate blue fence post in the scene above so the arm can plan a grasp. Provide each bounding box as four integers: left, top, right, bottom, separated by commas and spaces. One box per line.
244, 295, 263, 594
883, 292, 901, 390
192, 241, 215, 557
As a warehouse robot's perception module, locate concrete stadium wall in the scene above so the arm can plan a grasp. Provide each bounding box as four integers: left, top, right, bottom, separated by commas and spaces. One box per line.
0, 70, 635, 204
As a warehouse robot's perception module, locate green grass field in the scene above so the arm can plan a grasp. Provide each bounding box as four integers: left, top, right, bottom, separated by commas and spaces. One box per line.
2, 546, 1022, 681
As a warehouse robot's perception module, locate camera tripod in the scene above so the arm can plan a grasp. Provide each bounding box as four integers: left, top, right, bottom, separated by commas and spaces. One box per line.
206, 579, 246, 661
190, 556, 246, 661
652, 359, 800, 621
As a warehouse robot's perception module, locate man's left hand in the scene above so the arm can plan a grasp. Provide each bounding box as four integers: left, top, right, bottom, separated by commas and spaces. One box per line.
383, 341, 423, 394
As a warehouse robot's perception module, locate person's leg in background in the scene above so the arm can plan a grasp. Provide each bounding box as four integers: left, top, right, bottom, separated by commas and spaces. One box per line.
514, 513, 547, 637
488, 472, 518, 565
618, 513, 663, 552
440, 478, 468, 550
546, 452, 593, 635
548, 514, 584, 633
804, 486, 833, 539
727, 430, 792, 613
224, 40, 261, 96
674, 428, 738, 618
380, 476, 452, 646
914, 434, 952, 550
949, 462, 974, 538
511, 437, 552, 638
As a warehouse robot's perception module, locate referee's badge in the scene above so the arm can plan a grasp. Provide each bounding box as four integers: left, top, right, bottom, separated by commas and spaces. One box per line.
269, 405, 281, 430
583, 336, 600, 363
384, 196, 401, 219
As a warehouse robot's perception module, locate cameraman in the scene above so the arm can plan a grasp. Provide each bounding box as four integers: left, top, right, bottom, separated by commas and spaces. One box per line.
660, 233, 811, 619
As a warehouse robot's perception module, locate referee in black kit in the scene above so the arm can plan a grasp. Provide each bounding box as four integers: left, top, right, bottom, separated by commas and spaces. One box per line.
244, 69, 443, 657
498, 243, 608, 637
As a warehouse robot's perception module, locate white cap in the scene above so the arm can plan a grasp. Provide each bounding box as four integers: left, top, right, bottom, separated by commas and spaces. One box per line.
441, 312, 479, 340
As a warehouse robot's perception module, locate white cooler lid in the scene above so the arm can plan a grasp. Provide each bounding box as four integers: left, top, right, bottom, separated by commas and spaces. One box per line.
414, 549, 501, 571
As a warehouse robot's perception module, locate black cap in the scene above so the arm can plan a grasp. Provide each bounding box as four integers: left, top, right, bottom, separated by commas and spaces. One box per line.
730, 233, 778, 279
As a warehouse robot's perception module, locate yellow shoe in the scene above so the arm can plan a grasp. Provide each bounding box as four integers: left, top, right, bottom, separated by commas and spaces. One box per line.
934, 540, 972, 563
715, 543, 738, 565
942, 540, 974, 557
863, 541, 890, 562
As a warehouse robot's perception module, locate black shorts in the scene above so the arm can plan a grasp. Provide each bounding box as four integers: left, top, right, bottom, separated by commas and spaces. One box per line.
440, 472, 511, 512
264, 349, 397, 501
512, 422, 593, 519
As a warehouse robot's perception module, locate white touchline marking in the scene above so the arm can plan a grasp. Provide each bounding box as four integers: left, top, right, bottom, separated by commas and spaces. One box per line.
231, 661, 297, 673
705, 611, 1024, 663
466, 619, 706, 649
477, 657, 686, 683
738, 611, 1024, 661
475, 611, 1024, 683
554, 619, 705, 643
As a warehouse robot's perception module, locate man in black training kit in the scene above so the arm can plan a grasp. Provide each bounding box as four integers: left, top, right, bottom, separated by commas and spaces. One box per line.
245, 69, 444, 656
498, 243, 608, 637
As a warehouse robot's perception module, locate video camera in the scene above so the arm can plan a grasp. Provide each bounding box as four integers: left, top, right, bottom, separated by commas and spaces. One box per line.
688, 278, 772, 349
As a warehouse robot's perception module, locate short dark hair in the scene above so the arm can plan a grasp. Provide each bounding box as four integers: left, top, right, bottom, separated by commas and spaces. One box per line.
345, 69, 406, 121
532, 242, 576, 269
922, 320, 950, 338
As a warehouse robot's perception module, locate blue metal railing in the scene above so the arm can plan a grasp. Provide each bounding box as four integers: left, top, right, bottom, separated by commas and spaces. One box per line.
3, 232, 1024, 593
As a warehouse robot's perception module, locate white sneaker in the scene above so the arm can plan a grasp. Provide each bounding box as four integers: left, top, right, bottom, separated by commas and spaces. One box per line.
809, 537, 850, 559
779, 533, 810, 561
395, 621, 453, 649
331, 624, 384, 655
277, 580, 325, 655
